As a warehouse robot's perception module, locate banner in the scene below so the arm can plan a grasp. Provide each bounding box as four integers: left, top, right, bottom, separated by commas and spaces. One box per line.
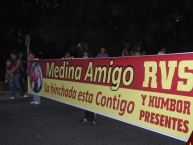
28, 53, 193, 142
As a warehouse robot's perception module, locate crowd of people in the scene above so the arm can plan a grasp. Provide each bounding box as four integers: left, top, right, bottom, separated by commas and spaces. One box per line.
61, 43, 166, 59
5, 51, 28, 99
4, 44, 166, 125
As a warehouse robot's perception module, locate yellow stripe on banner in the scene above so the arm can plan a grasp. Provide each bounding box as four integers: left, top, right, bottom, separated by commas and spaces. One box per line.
28, 77, 192, 141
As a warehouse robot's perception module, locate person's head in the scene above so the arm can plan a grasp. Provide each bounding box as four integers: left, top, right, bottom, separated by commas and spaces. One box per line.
142, 51, 146, 55
136, 46, 141, 52
11, 51, 17, 59
101, 47, 106, 54
6, 60, 11, 66
19, 52, 23, 58
65, 51, 70, 58
29, 52, 35, 60
124, 43, 130, 50
161, 46, 166, 52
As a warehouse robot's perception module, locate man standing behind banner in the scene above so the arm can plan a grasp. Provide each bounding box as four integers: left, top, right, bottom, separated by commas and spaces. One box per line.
28, 52, 41, 105
97, 47, 109, 58
158, 46, 166, 55
131, 45, 142, 56
122, 43, 130, 56
80, 49, 96, 125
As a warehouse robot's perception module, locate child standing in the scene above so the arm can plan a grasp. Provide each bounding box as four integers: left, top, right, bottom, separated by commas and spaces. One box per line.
5, 60, 15, 83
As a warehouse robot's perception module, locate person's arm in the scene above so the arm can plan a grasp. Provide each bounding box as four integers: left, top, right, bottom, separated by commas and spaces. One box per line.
10, 59, 21, 73
122, 50, 125, 56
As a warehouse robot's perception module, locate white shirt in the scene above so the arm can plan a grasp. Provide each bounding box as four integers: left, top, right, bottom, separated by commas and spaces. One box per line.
158, 51, 165, 55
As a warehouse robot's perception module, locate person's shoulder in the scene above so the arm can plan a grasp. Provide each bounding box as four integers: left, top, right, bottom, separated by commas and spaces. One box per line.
97, 53, 101, 57
158, 52, 163, 55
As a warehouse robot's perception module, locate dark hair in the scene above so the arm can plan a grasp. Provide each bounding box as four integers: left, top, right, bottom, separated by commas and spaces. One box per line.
65, 50, 70, 54
161, 46, 165, 49
19, 52, 23, 55
11, 51, 17, 56
6, 59, 11, 62
34, 62, 38, 67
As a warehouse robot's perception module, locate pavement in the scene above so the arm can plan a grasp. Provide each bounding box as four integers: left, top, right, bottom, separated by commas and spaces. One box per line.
0, 91, 33, 101
0, 91, 186, 145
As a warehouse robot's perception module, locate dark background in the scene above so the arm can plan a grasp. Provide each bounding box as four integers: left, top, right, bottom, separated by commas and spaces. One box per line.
1, 0, 193, 80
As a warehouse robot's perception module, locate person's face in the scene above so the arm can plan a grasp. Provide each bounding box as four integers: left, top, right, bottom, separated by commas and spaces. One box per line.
6, 61, 11, 66
101, 48, 106, 54
65, 53, 70, 58
19, 53, 23, 58
126, 46, 129, 49
11, 54, 15, 59
162, 47, 166, 52
29, 54, 34, 60
142, 51, 146, 55
84, 52, 87, 56
137, 46, 141, 51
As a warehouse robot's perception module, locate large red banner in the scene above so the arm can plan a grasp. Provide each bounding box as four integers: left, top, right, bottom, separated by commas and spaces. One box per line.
28, 53, 193, 142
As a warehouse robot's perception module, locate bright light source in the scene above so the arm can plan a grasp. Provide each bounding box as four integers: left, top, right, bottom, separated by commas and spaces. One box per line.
176, 17, 179, 22
115, 28, 116, 30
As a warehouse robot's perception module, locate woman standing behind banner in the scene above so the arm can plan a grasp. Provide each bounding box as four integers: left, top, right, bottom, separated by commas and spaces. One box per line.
80, 49, 96, 125
28, 52, 41, 105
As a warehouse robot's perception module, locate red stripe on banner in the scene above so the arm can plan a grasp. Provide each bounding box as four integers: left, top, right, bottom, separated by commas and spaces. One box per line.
28, 53, 193, 97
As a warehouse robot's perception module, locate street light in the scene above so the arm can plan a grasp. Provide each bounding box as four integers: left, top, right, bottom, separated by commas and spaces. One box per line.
176, 17, 179, 22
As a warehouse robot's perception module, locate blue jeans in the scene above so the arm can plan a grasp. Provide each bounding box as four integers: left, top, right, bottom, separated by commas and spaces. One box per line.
8, 74, 25, 98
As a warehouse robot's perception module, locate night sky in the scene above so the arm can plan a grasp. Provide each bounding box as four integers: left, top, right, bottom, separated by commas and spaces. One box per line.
1, 0, 193, 80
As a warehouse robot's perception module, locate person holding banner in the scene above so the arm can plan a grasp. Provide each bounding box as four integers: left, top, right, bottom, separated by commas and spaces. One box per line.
28, 52, 41, 105
122, 43, 130, 56
80, 49, 96, 125
131, 45, 142, 56
158, 46, 166, 55
62, 50, 74, 59
97, 47, 109, 58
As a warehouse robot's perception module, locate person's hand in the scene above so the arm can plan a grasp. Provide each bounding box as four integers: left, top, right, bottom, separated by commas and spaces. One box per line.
70, 56, 74, 59
83, 57, 87, 59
